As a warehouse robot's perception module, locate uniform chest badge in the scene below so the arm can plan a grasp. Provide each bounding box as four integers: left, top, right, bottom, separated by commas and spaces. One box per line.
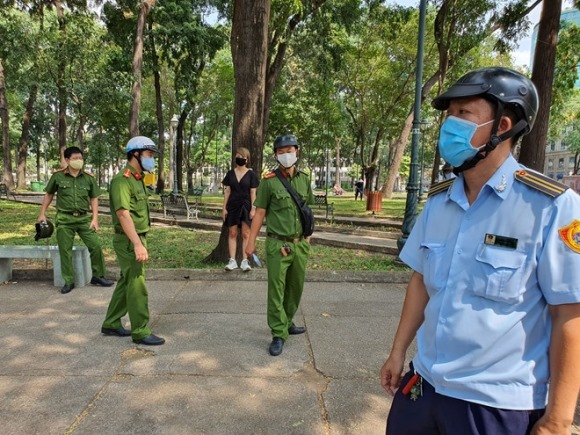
558, 219, 580, 254
134, 172, 141, 180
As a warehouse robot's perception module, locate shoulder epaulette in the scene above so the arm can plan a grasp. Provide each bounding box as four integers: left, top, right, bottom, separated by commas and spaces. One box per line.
123, 169, 132, 178
53, 167, 66, 173
263, 171, 276, 179
514, 169, 568, 198
83, 170, 94, 177
427, 178, 454, 197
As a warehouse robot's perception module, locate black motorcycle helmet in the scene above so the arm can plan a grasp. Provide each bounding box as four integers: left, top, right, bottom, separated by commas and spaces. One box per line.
35, 219, 54, 241
432, 67, 539, 172
273, 134, 300, 152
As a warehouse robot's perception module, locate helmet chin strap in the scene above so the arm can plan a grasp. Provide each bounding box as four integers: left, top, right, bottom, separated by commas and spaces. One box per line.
133, 151, 145, 171
453, 118, 528, 174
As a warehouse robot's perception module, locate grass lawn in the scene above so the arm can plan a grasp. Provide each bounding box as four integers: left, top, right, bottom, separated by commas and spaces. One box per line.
1, 200, 408, 271
179, 190, 410, 219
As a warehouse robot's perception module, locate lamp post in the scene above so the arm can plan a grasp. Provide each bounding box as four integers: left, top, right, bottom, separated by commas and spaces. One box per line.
170, 114, 179, 194
42, 139, 48, 184
214, 135, 219, 194
398, 0, 427, 251
418, 119, 431, 202
325, 148, 330, 195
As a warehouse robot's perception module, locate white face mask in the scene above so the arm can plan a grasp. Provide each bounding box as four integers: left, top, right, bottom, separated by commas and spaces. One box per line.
276, 152, 298, 169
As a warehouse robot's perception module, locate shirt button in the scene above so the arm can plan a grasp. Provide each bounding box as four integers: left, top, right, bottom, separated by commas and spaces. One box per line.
457, 249, 462, 254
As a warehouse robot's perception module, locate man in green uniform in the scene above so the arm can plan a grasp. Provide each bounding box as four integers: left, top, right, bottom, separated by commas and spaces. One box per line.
101, 136, 165, 346
38, 146, 113, 294
246, 134, 314, 356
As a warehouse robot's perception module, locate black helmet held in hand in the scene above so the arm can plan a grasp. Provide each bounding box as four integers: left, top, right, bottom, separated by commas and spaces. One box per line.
432, 67, 539, 136
35, 219, 54, 241
273, 134, 299, 151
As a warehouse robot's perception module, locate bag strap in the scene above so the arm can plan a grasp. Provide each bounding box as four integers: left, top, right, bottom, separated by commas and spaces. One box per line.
274, 168, 305, 209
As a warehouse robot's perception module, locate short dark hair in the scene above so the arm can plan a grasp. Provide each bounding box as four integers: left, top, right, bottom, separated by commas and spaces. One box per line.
64, 146, 83, 159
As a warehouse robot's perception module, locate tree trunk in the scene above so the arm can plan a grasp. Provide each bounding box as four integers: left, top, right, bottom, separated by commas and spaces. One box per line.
17, 85, 38, 189
168, 119, 175, 192
261, 1, 327, 149
204, 0, 271, 264
176, 111, 188, 193
230, 0, 270, 174
149, 21, 166, 194
381, 71, 441, 198
52, 0, 68, 167
0, 58, 14, 188
519, 0, 562, 171
129, 0, 156, 137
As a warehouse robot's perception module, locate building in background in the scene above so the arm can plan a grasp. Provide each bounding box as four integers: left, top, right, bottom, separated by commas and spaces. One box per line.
536, 7, 580, 179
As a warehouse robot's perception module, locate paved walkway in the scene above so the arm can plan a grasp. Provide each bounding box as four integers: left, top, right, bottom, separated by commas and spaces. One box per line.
5, 195, 579, 433
0, 276, 410, 435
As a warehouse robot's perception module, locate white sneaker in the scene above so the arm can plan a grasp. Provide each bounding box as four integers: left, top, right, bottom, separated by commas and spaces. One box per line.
225, 258, 238, 271
240, 259, 252, 272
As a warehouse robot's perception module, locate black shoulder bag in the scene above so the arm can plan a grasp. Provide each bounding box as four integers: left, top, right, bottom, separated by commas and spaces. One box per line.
274, 169, 314, 237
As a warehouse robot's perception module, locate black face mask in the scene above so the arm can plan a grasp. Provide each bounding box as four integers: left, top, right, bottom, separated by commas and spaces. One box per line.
235, 157, 247, 166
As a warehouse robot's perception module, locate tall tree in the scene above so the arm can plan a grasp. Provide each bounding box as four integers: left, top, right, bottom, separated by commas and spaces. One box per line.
0, 57, 11, 188
129, 0, 156, 137
519, 0, 563, 170
230, 0, 270, 172
381, 0, 541, 198
203, 0, 270, 265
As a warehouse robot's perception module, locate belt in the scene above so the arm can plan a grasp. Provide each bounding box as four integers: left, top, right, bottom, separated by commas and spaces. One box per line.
63, 211, 87, 216
115, 228, 147, 237
267, 232, 303, 243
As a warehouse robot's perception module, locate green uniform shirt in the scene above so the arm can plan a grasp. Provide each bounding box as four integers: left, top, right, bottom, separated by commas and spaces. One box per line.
254, 169, 314, 238
45, 168, 99, 213
109, 164, 150, 234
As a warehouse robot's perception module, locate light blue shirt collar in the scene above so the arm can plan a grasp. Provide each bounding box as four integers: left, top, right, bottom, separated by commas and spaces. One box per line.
446, 155, 522, 209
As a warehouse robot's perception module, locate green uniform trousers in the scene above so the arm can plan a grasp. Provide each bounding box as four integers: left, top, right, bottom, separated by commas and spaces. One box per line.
266, 237, 310, 340
55, 214, 106, 285
102, 234, 151, 341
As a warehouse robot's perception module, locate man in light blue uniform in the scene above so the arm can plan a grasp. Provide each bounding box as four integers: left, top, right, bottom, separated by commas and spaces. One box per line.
380, 67, 580, 434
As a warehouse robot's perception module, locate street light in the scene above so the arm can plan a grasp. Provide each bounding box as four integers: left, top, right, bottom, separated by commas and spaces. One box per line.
214, 135, 219, 194
170, 114, 179, 194
42, 139, 48, 184
398, 0, 427, 251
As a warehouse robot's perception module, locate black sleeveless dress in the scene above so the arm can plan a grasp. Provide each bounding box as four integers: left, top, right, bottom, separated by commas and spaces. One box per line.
222, 169, 260, 227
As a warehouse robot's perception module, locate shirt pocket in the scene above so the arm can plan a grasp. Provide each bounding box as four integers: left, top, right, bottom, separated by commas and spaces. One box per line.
272, 189, 293, 212
58, 180, 73, 190
473, 244, 527, 304
134, 189, 148, 207
420, 242, 447, 295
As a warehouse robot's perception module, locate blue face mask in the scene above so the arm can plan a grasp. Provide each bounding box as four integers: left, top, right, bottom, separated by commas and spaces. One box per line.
141, 156, 156, 172
438, 116, 494, 167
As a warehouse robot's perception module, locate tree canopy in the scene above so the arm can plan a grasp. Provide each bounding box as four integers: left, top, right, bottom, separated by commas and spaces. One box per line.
0, 0, 573, 192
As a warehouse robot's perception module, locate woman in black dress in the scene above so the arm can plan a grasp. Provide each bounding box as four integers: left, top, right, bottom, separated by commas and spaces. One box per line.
222, 147, 260, 271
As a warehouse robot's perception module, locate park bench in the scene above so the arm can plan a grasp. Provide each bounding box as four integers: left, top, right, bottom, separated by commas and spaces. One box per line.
160, 193, 199, 221
190, 186, 204, 206
0, 245, 91, 287
314, 194, 335, 220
